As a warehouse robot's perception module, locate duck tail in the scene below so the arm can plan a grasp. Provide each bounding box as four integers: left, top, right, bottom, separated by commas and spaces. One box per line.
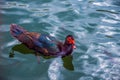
10, 24, 27, 38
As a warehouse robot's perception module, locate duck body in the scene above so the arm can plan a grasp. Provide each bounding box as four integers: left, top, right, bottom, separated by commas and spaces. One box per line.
10, 24, 76, 57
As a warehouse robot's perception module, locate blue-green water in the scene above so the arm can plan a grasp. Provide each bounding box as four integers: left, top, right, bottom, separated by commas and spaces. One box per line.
0, 0, 120, 80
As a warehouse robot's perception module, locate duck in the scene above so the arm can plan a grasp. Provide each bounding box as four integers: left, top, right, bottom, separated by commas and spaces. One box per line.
10, 24, 76, 58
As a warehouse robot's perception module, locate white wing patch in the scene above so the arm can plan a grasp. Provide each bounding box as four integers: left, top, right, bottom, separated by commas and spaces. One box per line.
46, 36, 52, 41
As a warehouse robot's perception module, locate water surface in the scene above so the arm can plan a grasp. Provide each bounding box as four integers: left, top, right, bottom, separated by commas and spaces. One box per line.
0, 0, 120, 80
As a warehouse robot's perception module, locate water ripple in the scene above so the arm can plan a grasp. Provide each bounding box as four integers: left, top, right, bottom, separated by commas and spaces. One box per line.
0, 24, 10, 32
102, 18, 118, 24
2, 2, 29, 9
93, 2, 111, 7
1, 40, 19, 49
1, 0, 120, 80
48, 58, 63, 80
82, 42, 120, 80
79, 76, 93, 80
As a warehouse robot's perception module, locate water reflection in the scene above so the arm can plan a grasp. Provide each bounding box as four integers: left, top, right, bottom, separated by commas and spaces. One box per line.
9, 44, 74, 71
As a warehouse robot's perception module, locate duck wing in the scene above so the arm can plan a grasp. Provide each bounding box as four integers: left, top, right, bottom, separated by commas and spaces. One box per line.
34, 34, 60, 54
10, 24, 60, 56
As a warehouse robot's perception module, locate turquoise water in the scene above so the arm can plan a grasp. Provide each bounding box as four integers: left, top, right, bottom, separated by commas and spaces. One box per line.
0, 0, 120, 80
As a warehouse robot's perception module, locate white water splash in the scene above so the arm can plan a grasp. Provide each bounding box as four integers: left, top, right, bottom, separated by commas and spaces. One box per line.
48, 58, 63, 80
19, 18, 33, 24
79, 76, 93, 80
102, 18, 118, 24
93, 2, 111, 6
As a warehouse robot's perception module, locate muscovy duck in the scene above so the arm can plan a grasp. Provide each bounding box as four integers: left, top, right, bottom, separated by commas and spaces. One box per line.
10, 24, 76, 57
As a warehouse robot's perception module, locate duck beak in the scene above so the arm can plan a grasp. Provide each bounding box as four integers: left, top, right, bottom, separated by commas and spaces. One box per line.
73, 45, 76, 49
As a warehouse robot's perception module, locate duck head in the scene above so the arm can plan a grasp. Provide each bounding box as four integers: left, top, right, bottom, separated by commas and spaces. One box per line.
58, 35, 76, 57
64, 35, 76, 49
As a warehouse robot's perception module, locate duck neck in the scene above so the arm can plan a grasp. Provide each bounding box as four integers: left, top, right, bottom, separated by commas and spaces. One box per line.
63, 42, 73, 56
